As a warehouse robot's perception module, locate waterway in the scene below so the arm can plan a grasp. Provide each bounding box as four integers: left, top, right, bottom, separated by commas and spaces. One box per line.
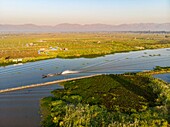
0, 48, 170, 127
154, 73, 170, 83
0, 84, 63, 127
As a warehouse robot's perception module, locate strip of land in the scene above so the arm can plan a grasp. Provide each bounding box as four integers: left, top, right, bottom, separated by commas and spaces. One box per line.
0, 74, 101, 93
0, 33, 170, 66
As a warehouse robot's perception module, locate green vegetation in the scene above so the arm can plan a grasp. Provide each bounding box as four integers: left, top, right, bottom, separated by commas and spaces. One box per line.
40, 73, 170, 127
0, 33, 170, 66
142, 66, 170, 75
154, 66, 170, 71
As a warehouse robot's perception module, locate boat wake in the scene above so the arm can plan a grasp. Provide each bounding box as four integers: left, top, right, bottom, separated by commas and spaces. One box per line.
61, 70, 80, 75
42, 70, 80, 78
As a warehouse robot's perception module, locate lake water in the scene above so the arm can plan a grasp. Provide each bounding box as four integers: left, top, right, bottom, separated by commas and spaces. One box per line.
0, 48, 170, 90
0, 84, 63, 127
154, 73, 170, 83
0, 48, 170, 127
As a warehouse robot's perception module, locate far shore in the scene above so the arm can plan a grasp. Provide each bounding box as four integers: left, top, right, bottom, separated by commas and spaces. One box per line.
1, 47, 170, 67
1, 32, 170, 67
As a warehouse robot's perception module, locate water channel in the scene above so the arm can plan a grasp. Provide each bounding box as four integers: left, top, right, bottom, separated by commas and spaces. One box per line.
0, 48, 170, 127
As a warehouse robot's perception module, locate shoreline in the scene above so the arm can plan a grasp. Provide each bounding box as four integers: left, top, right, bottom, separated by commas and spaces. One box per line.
1, 47, 170, 67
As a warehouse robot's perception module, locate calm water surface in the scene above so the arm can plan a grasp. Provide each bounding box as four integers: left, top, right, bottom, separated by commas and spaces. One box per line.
0, 48, 170, 90
154, 73, 170, 83
0, 84, 63, 127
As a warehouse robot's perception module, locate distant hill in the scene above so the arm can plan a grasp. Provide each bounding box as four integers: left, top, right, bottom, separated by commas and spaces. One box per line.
0, 23, 170, 33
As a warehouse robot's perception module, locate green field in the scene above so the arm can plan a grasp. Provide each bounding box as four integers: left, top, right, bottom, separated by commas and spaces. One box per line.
40, 71, 170, 127
0, 33, 170, 66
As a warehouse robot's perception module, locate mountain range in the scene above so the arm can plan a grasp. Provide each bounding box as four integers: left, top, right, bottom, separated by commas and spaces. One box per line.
0, 23, 170, 33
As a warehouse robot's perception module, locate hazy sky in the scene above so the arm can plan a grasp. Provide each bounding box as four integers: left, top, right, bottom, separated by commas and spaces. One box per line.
0, 0, 170, 25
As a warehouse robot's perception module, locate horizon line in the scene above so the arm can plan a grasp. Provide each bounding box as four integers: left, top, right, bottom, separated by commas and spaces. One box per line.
1, 22, 170, 26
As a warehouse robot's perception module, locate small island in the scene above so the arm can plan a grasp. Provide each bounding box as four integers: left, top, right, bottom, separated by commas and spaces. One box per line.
40, 67, 170, 127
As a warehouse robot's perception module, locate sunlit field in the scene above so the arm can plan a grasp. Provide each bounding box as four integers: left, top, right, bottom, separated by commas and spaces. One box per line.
0, 32, 170, 66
